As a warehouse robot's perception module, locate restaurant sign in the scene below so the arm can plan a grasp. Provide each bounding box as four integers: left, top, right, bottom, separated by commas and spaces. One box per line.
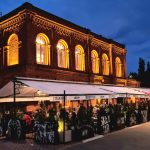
67, 96, 86, 100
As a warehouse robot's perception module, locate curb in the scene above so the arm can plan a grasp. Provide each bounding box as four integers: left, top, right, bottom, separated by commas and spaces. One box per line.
82, 135, 104, 143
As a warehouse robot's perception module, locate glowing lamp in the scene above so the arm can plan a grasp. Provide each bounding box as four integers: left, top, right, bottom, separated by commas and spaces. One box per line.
58, 120, 64, 132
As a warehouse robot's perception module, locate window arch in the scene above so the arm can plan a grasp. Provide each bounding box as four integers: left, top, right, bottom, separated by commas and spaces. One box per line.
91, 50, 99, 74
7, 34, 19, 66
102, 53, 109, 75
115, 57, 122, 77
36, 33, 50, 65
75, 45, 85, 71
56, 39, 69, 68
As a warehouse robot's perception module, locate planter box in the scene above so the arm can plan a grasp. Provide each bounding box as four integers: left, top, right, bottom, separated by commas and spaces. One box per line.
59, 130, 72, 143
81, 125, 94, 139
72, 129, 82, 141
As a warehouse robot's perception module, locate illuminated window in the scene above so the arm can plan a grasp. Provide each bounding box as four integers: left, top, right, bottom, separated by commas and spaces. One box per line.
36, 33, 50, 65
56, 39, 69, 68
115, 57, 122, 77
7, 34, 19, 66
91, 50, 99, 74
102, 53, 109, 75
75, 45, 85, 71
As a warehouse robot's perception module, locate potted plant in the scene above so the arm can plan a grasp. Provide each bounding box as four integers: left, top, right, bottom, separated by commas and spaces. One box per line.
77, 104, 94, 140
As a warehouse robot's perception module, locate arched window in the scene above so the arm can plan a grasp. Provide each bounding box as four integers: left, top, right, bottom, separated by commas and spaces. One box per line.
91, 50, 99, 74
75, 45, 85, 71
102, 53, 109, 75
56, 39, 69, 68
115, 57, 122, 77
36, 33, 50, 65
7, 34, 19, 66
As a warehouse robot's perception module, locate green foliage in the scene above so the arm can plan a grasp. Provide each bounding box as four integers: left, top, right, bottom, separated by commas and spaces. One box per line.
144, 61, 150, 87
138, 57, 145, 82
59, 108, 69, 122
77, 105, 87, 126
87, 105, 93, 124
35, 110, 45, 123
131, 57, 150, 87
48, 108, 56, 122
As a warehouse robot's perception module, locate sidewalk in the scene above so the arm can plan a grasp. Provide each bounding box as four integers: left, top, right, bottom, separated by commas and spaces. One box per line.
0, 135, 82, 150
0, 122, 148, 150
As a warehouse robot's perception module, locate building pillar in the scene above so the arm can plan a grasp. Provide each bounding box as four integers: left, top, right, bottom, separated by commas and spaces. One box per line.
123, 50, 127, 78
109, 44, 113, 76
3, 46, 8, 67
87, 33, 93, 82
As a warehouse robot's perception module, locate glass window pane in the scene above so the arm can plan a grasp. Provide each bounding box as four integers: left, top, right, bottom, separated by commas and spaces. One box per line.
8, 34, 19, 66
36, 34, 49, 65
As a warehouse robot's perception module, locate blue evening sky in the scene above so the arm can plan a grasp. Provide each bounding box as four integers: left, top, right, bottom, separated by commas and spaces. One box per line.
1, 0, 150, 74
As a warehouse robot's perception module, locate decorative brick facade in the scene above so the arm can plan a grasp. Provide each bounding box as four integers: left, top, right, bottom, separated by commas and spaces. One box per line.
0, 2, 140, 88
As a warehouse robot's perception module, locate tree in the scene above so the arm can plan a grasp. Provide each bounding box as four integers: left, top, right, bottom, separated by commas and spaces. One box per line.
129, 58, 150, 87
144, 61, 150, 87
138, 58, 145, 86
146, 61, 150, 72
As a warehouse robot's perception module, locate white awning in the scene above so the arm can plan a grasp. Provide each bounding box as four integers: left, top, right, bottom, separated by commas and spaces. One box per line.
0, 97, 51, 103
133, 88, 150, 97
17, 77, 114, 95
0, 82, 14, 97
99, 85, 146, 97
0, 77, 114, 102
0, 81, 41, 98
0, 77, 147, 102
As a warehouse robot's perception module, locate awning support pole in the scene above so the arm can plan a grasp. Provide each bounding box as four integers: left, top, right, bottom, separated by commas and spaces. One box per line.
125, 93, 127, 104
63, 90, 66, 143
13, 78, 16, 117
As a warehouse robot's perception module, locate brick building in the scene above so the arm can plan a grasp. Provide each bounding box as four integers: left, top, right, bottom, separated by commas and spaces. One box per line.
0, 2, 140, 88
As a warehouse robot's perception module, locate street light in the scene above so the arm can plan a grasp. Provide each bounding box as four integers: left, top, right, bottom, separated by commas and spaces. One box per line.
129, 75, 133, 79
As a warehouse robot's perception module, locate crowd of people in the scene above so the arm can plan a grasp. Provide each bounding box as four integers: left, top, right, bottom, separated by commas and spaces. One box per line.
0, 99, 149, 143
